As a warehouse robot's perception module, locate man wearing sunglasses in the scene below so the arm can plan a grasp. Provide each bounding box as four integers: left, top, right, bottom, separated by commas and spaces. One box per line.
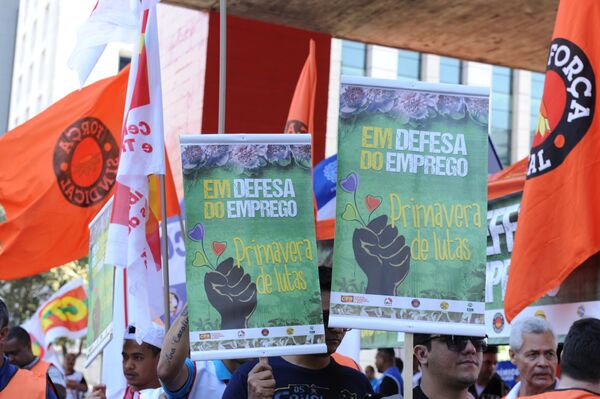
222, 266, 373, 399
413, 333, 487, 399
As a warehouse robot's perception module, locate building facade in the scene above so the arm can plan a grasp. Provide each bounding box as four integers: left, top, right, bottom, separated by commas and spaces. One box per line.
8, 0, 131, 131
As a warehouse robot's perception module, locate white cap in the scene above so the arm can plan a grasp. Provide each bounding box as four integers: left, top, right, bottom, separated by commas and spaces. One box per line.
124, 323, 165, 350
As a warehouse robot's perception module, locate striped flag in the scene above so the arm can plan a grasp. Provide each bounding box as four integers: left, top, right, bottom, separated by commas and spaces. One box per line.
106, 2, 166, 341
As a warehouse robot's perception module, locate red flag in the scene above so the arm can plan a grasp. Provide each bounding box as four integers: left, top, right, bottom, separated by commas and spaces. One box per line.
504, 0, 600, 321
488, 157, 527, 201
285, 39, 317, 137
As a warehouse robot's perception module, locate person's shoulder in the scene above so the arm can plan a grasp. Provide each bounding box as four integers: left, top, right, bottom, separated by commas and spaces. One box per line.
527, 389, 600, 398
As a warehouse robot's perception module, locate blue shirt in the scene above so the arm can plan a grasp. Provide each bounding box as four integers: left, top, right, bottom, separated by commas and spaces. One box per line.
163, 358, 232, 399
0, 355, 59, 399
223, 356, 373, 399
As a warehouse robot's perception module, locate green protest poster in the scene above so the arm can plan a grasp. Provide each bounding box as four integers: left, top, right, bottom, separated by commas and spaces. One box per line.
86, 198, 115, 366
180, 134, 326, 359
360, 330, 403, 349
486, 192, 600, 343
331, 77, 489, 335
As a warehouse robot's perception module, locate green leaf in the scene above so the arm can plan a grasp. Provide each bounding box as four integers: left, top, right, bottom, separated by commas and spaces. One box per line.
192, 251, 210, 267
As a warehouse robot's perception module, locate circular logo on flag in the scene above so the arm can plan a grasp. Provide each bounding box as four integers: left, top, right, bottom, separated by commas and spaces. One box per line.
411, 299, 421, 308
53, 117, 119, 207
492, 312, 505, 333
528, 38, 595, 178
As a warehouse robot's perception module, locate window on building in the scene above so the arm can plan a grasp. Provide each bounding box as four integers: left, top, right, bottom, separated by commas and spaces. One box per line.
439, 57, 462, 84
119, 55, 131, 71
530, 72, 545, 139
491, 66, 513, 165
397, 50, 421, 81
341, 40, 366, 76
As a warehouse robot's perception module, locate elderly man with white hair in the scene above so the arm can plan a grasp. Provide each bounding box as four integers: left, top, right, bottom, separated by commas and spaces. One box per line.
505, 316, 559, 398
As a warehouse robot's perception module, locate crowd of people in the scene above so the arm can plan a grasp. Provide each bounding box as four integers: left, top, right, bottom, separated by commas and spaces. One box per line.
1, 268, 600, 398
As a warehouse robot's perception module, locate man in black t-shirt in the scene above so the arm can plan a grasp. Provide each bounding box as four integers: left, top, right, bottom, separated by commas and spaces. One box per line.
222, 267, 373, 399
412, 333, 486, 399
468, 345, 509, 399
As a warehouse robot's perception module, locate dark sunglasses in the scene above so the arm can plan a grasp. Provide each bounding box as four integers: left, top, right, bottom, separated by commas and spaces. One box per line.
420, 334, 488, 352
322, 310, 351, 332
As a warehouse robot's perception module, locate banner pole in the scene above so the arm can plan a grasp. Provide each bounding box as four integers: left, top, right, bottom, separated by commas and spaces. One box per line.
218, 0, 227, 134
403, 333, 413, 399
159, 174, 171, 331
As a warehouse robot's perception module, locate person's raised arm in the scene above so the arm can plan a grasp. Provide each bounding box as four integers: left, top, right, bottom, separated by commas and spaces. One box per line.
157, 306, 190, 391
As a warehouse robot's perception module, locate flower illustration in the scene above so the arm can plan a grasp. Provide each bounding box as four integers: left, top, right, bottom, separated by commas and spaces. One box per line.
394, 91, 438, 120
436, 95, 466, 120
229, 145, 268, 174
290, 145, 311, 168
366, 88, 396, 113
265, 145, 292, 166
340, 86, 370, 118
465, 97, 489, 125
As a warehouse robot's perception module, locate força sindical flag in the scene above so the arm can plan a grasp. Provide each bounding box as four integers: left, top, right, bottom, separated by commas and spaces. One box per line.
505, 0, 600, 321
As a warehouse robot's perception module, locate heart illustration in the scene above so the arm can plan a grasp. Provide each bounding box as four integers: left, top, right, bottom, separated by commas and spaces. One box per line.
340, 172, 359, 193
341, 203, 358, 221
365, 195, 382, 212
192, 251, 209, 267
212, 241, 226, 256
188, 223, 205, 241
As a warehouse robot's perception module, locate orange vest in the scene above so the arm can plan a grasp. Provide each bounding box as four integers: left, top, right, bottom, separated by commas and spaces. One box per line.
530, 389, 600, 399
0, 368, 46, 399
30, 359, 51, 379
332, 352, 360, 371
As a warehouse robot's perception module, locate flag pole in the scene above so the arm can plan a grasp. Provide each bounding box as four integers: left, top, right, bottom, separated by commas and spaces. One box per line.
159, 174, 171, 331
218, 0, 226, 134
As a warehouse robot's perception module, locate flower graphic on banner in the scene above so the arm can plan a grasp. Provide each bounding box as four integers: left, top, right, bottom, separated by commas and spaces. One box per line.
181, 144, 312, 175
187, 222, 257, 330
339, 172, 411, 296
337, 85, 488, 127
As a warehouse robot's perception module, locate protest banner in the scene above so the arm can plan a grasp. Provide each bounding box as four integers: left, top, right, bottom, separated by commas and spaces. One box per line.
360, 330, 402, 349
180, 134, 326, 359
330, 77, 489, 335
86, 198, 115, 366
486, 191, 600, 343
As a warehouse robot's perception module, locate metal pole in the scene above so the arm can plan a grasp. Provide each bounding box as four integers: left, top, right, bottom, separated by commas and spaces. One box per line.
218, 0, 226, 134
403, 333, 414, 399
159, 174, 171, 331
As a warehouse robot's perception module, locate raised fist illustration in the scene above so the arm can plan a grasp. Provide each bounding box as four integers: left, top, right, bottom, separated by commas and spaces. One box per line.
352, 215, 411, 295
204, 257, 258, 330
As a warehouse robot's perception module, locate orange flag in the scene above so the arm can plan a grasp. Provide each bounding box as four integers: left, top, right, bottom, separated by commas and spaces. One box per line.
504, 0, 600, 321
285, 39, 317, 138
0, 67, 179, 280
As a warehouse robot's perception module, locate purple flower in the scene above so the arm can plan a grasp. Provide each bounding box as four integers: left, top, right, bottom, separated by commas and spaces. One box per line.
394, 91, 438, 120
229, 144, 267, 173
188, 223, 205, 241
265, 145, 292, 166
290, 145, 311, 168
340, 172, 359, 193
366, 89, 396, 113
340, 86, 370, 118
181, 145, 209, 173
204, 145, 230, 167
436, 95, 466, 120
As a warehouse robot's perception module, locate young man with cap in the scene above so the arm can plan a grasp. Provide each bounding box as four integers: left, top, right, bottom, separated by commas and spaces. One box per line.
0, 298, 59, 398
89, 323, 165, 399
413, 333, 486, 399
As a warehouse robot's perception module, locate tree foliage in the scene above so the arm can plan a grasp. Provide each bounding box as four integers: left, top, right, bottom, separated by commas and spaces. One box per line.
0, 258, 88, 326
